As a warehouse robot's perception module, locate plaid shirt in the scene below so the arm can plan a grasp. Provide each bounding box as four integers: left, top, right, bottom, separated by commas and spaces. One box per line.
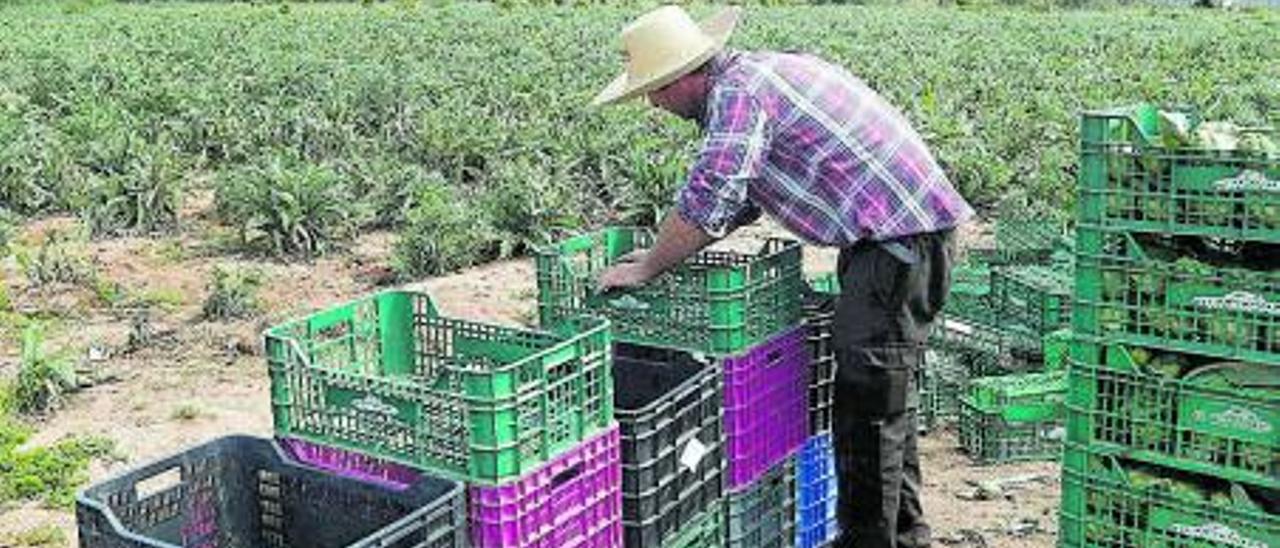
676, 50, 973, 246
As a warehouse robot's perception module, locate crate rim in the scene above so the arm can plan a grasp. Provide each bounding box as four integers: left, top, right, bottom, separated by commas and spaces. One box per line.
262, 288, 612, 377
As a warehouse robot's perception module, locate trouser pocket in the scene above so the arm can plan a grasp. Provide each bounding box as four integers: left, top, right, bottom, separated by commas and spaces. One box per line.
835, 344, 921, 418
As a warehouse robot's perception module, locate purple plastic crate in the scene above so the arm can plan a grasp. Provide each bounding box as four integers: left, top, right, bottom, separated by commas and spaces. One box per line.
279, 437, 421, 491
725, 326, 810, 489
469, 424, 623, 547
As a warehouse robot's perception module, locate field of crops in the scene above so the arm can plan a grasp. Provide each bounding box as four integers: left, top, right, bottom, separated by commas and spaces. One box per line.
1, 2, 1278, 274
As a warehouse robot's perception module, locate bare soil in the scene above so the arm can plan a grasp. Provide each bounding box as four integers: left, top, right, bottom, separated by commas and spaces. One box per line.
0, 214, 1056, 547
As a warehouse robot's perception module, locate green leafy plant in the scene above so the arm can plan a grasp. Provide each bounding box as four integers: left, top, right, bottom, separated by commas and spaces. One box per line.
0, 416, 114, 509
13, 228, 93, 288
215, 156, 363, 258
201, 265, 263, 321
393, 182, 495, 279
7, 323, 78, 416
82, 141, 185, 238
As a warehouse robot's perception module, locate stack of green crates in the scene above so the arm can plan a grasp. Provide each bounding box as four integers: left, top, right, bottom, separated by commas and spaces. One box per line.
919, 209, 1074, 435
1060, 103, 1279, 547
536, 227, 808, 547
958, 370, 1067, 464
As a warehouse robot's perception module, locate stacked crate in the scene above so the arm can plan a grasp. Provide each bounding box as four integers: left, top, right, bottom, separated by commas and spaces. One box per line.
915, 210, 1073, 436
797, 275, 840, 548
263, 290, 622, 547
537, 227, 808, 547
1059, 103, 1279, 547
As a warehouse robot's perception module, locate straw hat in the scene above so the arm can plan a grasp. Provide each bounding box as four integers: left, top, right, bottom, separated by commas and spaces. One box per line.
591, 5, 741, 107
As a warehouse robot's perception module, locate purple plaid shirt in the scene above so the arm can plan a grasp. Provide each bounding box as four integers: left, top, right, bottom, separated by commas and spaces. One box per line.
676, 50, 973, 246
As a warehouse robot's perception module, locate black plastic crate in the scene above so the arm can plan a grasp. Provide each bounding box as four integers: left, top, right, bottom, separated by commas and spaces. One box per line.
77, 435, 466, 548
726, 457, 796, 548
614, 343, 725, 548
802, 286, 836, 433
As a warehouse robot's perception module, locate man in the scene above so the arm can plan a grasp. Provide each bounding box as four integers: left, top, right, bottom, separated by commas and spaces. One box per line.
592, 5, 973, 548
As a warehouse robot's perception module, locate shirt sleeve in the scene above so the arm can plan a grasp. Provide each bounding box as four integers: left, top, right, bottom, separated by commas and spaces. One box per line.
675, 83, 770, 238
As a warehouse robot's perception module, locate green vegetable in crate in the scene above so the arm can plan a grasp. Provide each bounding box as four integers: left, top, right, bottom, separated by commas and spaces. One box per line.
1128, 346, 1153, 367
1144, 355, 1185, 379
1102, 270, 1126, 300
1239, 132, 1279, 158
1247, 200, 1280, 230
1099, 307, 1127, 333
1131, 269, 1165, 299
1207, 317, 1247, 347
1140, 195, 1170, 222
1192, 199, 1235, 224
1127, 468, 1172, 492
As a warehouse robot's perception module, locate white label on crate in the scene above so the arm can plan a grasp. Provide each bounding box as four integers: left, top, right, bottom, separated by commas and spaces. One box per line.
680, 437, 709, 473
607, 295, 650, 311
352, 395, 400, 419
1194, 407, 1273, 434
1168, 522, 1266, 548
1212, 170, 1280, 194
943, 318, 976, 335
1191, 292, 1280, 316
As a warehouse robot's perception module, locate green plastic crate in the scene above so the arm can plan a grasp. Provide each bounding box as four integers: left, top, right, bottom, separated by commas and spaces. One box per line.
1059, 443, 1278, 548
946, 256, 996, 323
1067, 341, 1279, 491
958, 398, 1064, 464
535, 227, 803, 356
808, 272, 839, 295
918, 339, 969, 431
1043, 328, 1072, 372
957, 372, 1066, 464
967, 370, 1068, 422
994, 196, 1074, 264
667, 500, 725, 548
991, 263, 1073, 336
1073, 227, 1280, 364
1077, 102, 1280, 244
264, 290, 613, 485
935, 315, 1042, 377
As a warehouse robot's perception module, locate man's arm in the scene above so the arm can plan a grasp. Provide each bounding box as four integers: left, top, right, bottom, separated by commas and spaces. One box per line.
598, 209, 714, 290
599, 82, 769, 290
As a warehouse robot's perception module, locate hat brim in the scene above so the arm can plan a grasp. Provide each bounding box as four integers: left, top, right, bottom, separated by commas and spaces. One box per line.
590, 7, 740, 108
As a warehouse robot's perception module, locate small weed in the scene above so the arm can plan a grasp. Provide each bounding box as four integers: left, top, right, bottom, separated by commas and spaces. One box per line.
0, 416, 114, 509
138, 287, 186, 310
13, 228, 93, 288
170, 402, 205, 421
201, 266, 262, 321
3, 525, 67, 547
90, 276, 126, 308
152, 238, 189, 264
6, 323, 78, 416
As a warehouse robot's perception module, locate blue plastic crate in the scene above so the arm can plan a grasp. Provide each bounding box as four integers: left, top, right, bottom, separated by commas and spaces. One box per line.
795, 433, 839, 548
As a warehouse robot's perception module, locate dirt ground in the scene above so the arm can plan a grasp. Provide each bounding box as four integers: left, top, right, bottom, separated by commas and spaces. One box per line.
0, 213, 1058, 547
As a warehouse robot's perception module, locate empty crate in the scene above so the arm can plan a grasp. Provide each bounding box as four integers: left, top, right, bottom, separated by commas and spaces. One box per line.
614, 343, 724, 547
76, 435, 466, 548
264, 289, 613, 484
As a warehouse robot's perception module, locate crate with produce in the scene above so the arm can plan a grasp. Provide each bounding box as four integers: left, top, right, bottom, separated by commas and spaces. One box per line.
1077, 103, 1280, 244
1067, 341, 1278, 491
957, 371, 1067, 464
1073, 227, 1280, 364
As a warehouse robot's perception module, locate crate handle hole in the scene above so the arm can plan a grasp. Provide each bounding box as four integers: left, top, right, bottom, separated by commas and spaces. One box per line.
135, 467, 183, 500
551, 463, 583, 489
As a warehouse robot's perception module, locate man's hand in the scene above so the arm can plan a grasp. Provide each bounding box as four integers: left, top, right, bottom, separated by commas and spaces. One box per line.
595, 210, 715, 292
597, 251, 656, 292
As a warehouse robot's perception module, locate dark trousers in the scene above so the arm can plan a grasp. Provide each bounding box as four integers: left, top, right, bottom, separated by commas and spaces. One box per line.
831, 230, 954, 548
